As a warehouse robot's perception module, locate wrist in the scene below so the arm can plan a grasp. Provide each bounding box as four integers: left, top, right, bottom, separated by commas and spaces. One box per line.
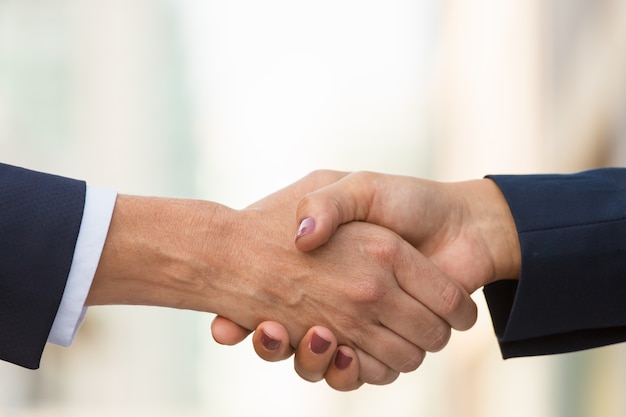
473, 179, 521, 283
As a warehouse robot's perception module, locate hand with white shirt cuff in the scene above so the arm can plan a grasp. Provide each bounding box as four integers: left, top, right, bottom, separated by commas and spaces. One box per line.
83, 170, 475, 386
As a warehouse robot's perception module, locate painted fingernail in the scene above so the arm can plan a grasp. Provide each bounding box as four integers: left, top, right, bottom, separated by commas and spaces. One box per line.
261, 331, 281, 351
334, 349, 353, 370
310, 332, 331, 354
295, 217, 316, 241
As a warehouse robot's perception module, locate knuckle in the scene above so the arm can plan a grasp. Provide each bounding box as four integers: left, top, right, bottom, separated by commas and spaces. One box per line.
365, 367, 400, 386
306, 169, 341, 184
423, 323, 451, 352
439, 281, 465, 317
297, 193, 315, 211
351, 277, 389, 305
351, 170, 375, 183
367, 236, 401, 268
306, 169, 332, 179
396, 349, 426, 373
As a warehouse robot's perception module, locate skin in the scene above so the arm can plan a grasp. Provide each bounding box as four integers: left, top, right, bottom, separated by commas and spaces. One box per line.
85, 170, 477, 385
212, 171, 521, 390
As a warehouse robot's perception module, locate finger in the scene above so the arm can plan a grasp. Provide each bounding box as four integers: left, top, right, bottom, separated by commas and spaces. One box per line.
353, 348, 400, 386
251, 321, 295, 362
392, 240, 478, 331
294, 326, 337, 382
295, 173, 374, 252
352, 322, 427, 373
378, 287, 453, 353
323, 346, 362, 391
211, 315, 251, 345
293, 332, 398, 391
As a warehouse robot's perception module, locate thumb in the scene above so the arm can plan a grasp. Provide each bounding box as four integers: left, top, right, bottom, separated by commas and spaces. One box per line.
294, 172, 374, 252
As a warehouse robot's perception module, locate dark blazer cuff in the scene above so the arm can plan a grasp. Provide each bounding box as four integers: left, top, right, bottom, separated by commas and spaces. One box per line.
0, 163, 86, 368
483, 168, 626, 358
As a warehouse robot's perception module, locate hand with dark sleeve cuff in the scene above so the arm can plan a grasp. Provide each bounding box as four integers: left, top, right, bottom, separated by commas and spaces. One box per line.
213, 168, 626, 391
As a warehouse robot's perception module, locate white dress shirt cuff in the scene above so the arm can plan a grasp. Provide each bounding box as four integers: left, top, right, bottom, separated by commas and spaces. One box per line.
47, 186, 117, 347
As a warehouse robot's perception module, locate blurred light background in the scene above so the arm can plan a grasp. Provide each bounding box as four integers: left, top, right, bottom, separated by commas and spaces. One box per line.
1, 0, 626, 416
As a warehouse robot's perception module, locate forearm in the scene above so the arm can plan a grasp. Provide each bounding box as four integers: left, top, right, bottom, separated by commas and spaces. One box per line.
86, 195, 237, 314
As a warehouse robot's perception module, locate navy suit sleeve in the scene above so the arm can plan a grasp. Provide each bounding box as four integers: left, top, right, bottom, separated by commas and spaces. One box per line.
0, 163, 86, 369
484, 168, 626, 358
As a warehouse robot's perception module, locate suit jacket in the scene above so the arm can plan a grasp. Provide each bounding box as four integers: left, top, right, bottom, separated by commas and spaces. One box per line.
484, 168, 626, 358
0, 163, 85, 369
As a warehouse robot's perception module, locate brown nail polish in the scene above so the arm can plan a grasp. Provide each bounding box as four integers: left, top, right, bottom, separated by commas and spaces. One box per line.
261, 331, 281, 351
334, 350, 353, 370
310, 332, 331, 354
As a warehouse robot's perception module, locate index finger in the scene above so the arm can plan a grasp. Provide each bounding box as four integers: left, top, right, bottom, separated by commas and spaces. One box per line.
392, 239, 478, 331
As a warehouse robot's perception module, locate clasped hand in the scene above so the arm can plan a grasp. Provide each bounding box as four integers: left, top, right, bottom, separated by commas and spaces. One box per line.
211, 170, 519, 391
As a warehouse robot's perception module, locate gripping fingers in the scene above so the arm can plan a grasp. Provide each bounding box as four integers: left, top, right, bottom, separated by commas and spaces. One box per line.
292, 331, 399, 390
394, 241, 478, 332
292, 330, 362, 391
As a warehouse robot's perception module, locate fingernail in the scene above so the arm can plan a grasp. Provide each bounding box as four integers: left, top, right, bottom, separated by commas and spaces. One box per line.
310, 332, 331, 354
295, 217, 316, 241
334, 349, 353, 370
261, 331, 281, 351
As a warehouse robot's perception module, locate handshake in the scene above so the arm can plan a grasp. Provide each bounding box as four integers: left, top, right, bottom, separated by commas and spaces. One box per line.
88, 170, 521, 391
